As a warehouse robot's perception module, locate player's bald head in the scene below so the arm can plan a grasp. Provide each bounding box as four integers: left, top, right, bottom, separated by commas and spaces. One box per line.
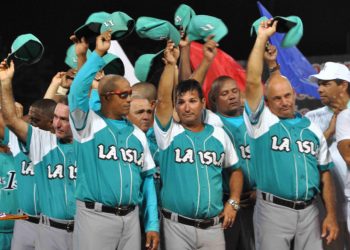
98, 75, 129, 95
131, 82, 157, 102
265, 74, 293, 100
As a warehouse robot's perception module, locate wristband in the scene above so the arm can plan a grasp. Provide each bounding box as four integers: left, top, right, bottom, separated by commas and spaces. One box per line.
56, 86, 69, 95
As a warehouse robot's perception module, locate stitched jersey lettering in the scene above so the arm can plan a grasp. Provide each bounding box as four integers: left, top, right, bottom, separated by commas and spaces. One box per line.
1, 171, 17, 190
271, 136, 291, 152
239, 145, 251, 159
98, 144, 118, 160
296, 140, 317, 156
21, 160, 34, 176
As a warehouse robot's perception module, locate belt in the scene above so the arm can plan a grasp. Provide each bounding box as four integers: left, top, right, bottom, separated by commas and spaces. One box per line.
161, 209, 222, 229
48, 219, 74, 232
26, 215, 40, 224
84, 201, 135, 216
261, 192, 313, 210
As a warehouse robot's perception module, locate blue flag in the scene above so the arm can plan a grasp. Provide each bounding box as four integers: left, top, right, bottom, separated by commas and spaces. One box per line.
257, 1, 319, 99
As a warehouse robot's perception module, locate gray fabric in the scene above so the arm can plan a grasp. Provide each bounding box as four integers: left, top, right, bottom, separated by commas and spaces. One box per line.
36, 217, 73, 250
73, 200, 141, 250
163, 217, 225, 250
254, 194, 322, 250
224, 206, 255, 250
11, 220, 39, 250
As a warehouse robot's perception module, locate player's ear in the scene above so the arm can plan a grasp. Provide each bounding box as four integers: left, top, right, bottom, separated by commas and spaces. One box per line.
201, 98, 206, 109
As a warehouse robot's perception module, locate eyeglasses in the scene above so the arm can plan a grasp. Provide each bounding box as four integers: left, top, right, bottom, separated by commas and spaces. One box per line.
103, 89, 132, 99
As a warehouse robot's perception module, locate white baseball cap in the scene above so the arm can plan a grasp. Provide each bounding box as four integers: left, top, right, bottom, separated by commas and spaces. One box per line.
309, 62, 350, 83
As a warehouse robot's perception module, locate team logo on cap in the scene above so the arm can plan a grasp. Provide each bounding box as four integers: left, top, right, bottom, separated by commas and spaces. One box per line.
103, 20, 115, 28
200, 24, 215, 31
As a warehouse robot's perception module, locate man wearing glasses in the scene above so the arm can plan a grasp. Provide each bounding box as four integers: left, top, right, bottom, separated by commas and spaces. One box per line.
68, 31, 159, 250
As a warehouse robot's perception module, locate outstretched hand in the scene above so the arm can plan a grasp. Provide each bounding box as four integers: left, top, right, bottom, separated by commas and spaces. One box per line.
163, 40, 179, 65
258, 19, 277, 39
95, 31, 112, 57
70, 35, 89, 57
145, 231, 159, 250
0, 59, 15, 82
322, 214, 339, 245
203, 35, 218, 63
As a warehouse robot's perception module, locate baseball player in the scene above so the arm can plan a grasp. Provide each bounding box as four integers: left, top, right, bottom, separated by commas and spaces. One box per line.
0, 145, 18, 250
206, 76, 256, 250
0, 59, 76, 250
68, 31, 159, 250
336, 108, 350, 234
304, 62, 350, 248
154, 41, 243, 250
244, 19, 338, 249
0, 99, 57, 250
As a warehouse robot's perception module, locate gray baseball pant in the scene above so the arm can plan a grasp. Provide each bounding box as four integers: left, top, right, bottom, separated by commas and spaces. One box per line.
163, 216, 225, 250
254, 192, 322, 250
36, 215, 73, 250
11, 219, 39, 250
73, 200, 141, 250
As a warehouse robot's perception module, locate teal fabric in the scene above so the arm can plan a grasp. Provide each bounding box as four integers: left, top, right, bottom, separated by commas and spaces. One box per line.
244, 99, 334, 201
3, 128, 40, 215
0, 152, 18, 232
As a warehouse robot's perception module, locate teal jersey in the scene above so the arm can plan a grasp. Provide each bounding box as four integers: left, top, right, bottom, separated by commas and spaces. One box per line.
3, 128, 40, 215
69, 52, 156, 207
154, 117, 239, 219
205, 111, 255, 192
0, 152, 18, 232
25, 125, 76, 219
243, 99, 333, 201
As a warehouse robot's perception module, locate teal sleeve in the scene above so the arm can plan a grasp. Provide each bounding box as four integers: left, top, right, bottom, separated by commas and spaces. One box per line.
244, 97, 265, 125
68, 51, 105, 129
89, 89, 101, 112
1, 127, 10, 145
142, 175, 159, 232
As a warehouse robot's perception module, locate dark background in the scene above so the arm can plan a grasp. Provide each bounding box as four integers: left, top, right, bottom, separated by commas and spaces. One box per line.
1, 0, 349, 112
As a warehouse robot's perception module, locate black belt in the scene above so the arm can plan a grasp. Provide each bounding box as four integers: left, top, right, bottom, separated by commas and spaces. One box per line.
26, 215, 40, 224
161, 209, 222, 229
48, 219, 74, 232
261, 192, 313, 210
84, 201, 135, 216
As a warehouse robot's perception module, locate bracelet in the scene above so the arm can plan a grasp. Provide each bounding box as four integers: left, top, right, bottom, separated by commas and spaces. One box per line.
269, 63, 280, 73
227, 198, 240, 211
56, 86, 69, 95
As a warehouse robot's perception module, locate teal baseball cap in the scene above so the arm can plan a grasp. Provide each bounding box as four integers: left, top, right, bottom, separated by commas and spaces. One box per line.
100, 11, 135, 40
102, 53, 125, 76
250, 15, 303, 48
276, 16, 303, 48
136, 17, 181, 46
187, 15, 228, 42
134, 50, 164, 82
7, 34, 44, 67
64, 44, 92, 69
74, 11, 110, 40
174, 4, 196, 32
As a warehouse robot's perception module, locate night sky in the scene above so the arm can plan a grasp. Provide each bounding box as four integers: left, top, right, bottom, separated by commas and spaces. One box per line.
1, 0, 349, 111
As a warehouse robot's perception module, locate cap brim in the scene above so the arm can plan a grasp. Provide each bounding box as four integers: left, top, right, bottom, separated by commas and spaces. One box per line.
273, 17, 297, 33
75, 23, 102, 40
7, 40, 44, 67
103, 58, 125, 75
111, 19, 135, 40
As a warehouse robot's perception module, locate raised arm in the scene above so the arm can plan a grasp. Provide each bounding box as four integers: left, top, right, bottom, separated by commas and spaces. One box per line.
246, 19, 277, 112
191, 36, 217, 85
155, 41, 178, 127
0, 60, 28, 142
68, 31, 110, 128
178, 35, 192, 81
